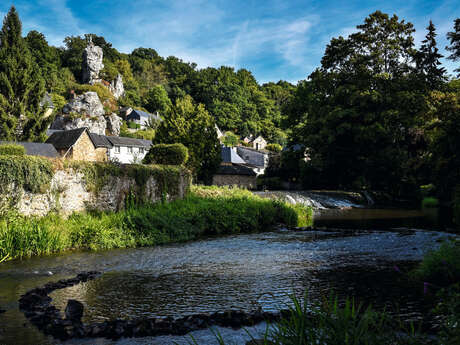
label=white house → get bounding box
[103,136,152,163]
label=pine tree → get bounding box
[446,18,460,76]
[417,20,446,89]
[0,6,52,142]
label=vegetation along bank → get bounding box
[0,185,312,262]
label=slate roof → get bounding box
[46,128,87,149]
[106,136,152,148]
[0,141,58,158]
[216,164,256,176]
[88,133,113,148]
[127,109,162,123]
[221,146,246,164]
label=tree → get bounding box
[222,131,239,147]
[289,11,425,193]
[0,7,52,141]
[154,95,221,182]
[446,18,460,76]
[417,20,446,89]
[143,85,172,115]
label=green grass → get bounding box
[0,186,312,261]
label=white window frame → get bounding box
[115,146,120,154]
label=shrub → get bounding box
[266,143,283,152]
[422,197,439,209]
[413,239,460,286]
[0,144,25,156]
[0,156,53,193]
[143,143,189,165]
[127,121,141,129]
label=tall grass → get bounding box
[0,186,312,261]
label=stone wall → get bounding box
[9,167,190,217]
[212,174,256,190]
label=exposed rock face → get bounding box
[109,74,125,99]
[81,39,104,84]
[105,113,122,136]
[62,92,105,117]
[51,115,107,135]
[51,92,107,135]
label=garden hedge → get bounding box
[143,143,189,165]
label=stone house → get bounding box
[212,147,257,189]
[46,128,109,161]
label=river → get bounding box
[0,201,455,345]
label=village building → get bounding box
[0,141,58,158]
[125,109,162,129]
[236,146,270,175]
[46,128,109,161]
[212,146,257,189]
[40,93,55,118]
[45,128,152,163]
[104,136,152,164]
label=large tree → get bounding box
[290,11,426,193]
[446,18,460,76]
[417,20,446,89]
[154,95,221,183]
[0,7,52,141]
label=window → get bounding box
[128,147,133,154]
[115,146,120,153]
[139,147,144,154]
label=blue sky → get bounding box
[1,0,459,83]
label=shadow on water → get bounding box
[0,207,457,345]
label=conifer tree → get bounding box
[417,20,446,89]
[446,18,460,76]
[0,6,52,142]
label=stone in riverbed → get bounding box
[65,299,84,322]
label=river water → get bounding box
[0,207,455,345]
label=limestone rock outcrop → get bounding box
[105,113,122,136]
[51,115,107,135]
[109,74,125,99]
[62,92,105,117]
[81,39,104,85]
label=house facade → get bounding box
[46,128,152,163]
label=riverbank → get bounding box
[0,186,312,261]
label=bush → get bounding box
[127,121,141,129]
[413,240,460,286]
[422,197,439,209]
[266,143,282,152]
[143,143,189,165]
[0,156,53,193]
[0,144,25,156]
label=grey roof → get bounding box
[106,136,152,148]
[221,146,246,164]
[216,164,256,176]
[127,109,162,123]
[0,141,58,158]
[88,133,113,148]
[46,128,87,149]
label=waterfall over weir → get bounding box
[254,190,374,210]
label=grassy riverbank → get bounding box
[0,186,312,261]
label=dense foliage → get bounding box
[0,7,53,142]
[0,155,53,193]
[143,143,189,166]
[0,186,311,260]
[0,144,25,156]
